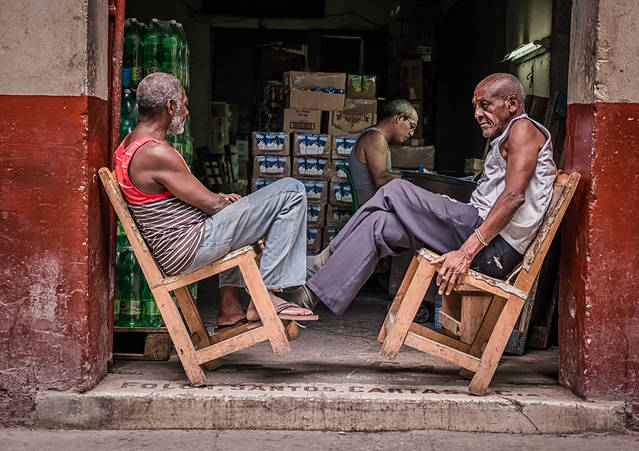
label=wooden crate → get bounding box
[113,327,171,361]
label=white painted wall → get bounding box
[0,0,108,100]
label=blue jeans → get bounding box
[185,177,307,290]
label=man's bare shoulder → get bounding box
[508,118,547,148]
[135,140,183,170]
[357,129,386,148]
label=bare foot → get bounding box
[246,292,315,322]
[217,286,246,326]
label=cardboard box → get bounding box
[283,108,322,133]
[344,98,378,114]
[292,156,330,179]
[292,133,331,158]
[331,135,358,159]
[307,202,326,227]
[322,226,342,249]
[400,59,423,101]
[285,71,346,111]
[328,111,376,137]
[326,205,354,227]
[252,155,291,178]
[329,159,350,182]
[347,74,377,99]
[329,181,355,206]
[251,176,281,193]
[390,144,435,170]
[252,131,290,156]
[300,179,328,204]
[307,226,322,253]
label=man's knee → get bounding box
[278,177,305,194]
[380,178,413,198]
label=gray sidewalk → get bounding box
[35,283,629,433]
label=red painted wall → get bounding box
[560,102,639,400]
[0,95,110,424]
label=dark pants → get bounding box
[307,179,522,315]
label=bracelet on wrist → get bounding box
[474,228,489,247]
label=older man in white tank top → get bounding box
[285,73,557,316]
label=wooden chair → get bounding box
[99,167,299,387]
[377,171,580,395]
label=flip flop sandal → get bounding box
[214,318,248,333]
[274,301,319,321]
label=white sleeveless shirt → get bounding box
[469,113,556,254]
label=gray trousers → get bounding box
[186,177,307,290]
[307,179,522,315]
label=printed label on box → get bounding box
[294,133,331,157]
[330,181,354,205]
[293,157,330,179]
[307,203,325,226]
[332,136,357,159]
[301,180,328,203]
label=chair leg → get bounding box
[467,295,525,395]
[151,288,207,386]
[377,253,420,343]
[459,295,506,379]
[380,259,435,360]
[173,285,212,349]
[238,254,291,356]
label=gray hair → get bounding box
[137,72,183,116]
[479,73,525,105]
[381,99,416,120]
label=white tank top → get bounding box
[469,113,556,254]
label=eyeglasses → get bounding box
[405,118,417,131]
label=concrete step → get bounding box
[35,373,626,433]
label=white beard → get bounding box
[167,107,185,135]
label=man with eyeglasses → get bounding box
[348,99,419,206]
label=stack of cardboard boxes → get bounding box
[251,71,377,254]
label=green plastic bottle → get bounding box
[161,20,180,78]
[176,22,189,92]
[119,88,137,142]
[137,266,164,327]
[181,117,193,167]
[123,18,143,88]
[115,249,140,327]
[116,219,131,250]
[142,18,161,76]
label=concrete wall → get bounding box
[0,0,108,100]
[0,0,110,425]
[561,0,639,402]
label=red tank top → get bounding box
[113,136,186,204]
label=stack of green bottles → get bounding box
[114,221,198,328]
[122,17,194,167]
[124,17,190,93]
[114,221,164,328]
